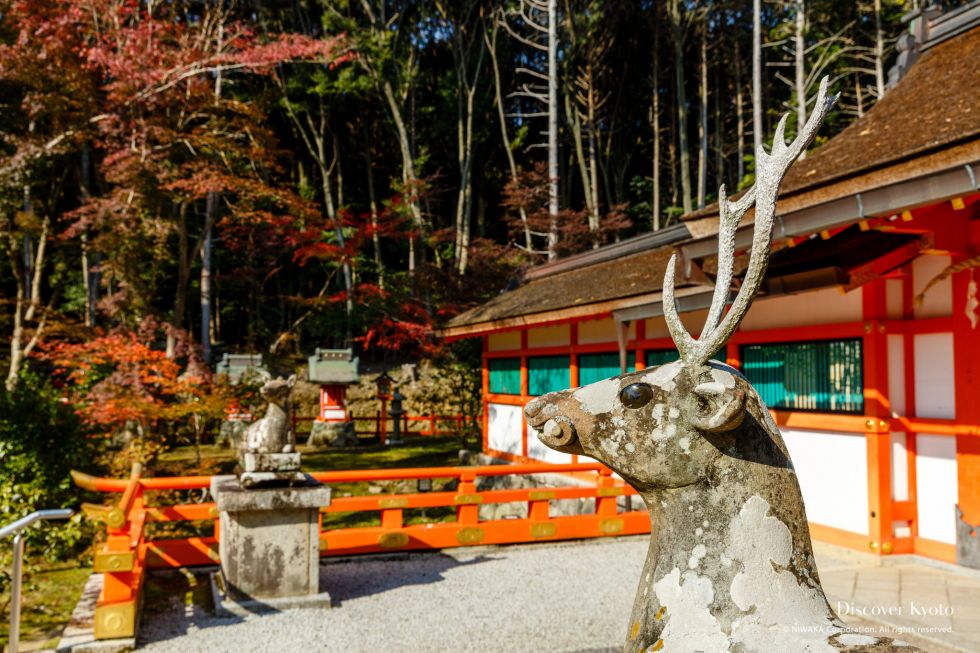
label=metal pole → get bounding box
[1,508,73,653]
[9,532,23,653]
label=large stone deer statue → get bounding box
[526,79,917,653]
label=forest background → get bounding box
[0,0,961,564]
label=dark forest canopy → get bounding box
[0,0,962,376]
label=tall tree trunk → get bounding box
[547,0,559,260]
[652,45,661,231]
[567,94,595,231]
[200,192,215,364]
[735,42,745,184]
[753,0,763,156]
[452,22,484,276]
[795,0,807,160]
[80,147,96,327]
[587,61,600,245]
[668,0,692,215]
[380,78,425,272]
[5,210,48,390]
[166,203,190,360]
[364,146,385,290]
[855,74,865,117]
[873,0,886,98]
[485,13,532,251]
[697,23,708,208]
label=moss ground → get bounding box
[0,561,90,651]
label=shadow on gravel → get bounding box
[321,552,499,604]
[139,570,244,647]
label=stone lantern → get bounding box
[306,349,360,448]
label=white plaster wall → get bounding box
[739,287,863,331]
[912,255,953,319]
[645,316,670,339]
[526,427,573,464]
[578,318,635,344]
[487,403,523,456]
[891,432,909,502]
[527,324,570,348]
[887,334,906,417]
[913,332,955,419]
[915,434,958,544]
[885,279,904,320]
[782,429,869,535]
[488,330,521,351]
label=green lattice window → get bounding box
[578,353,621,385]
[528,355,571,396]
[741,339,863,413]
[645,349,679,368]
[488,357,521,395]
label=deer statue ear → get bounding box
[687,382,746,432]
[287,374,297,388]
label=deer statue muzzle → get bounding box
[526,78,918,653]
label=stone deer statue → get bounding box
[526,78,917,653]
[245,375,297,454]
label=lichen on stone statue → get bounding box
[239,375,306,488]
[526,78,920,653]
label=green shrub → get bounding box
[0,372,94,591]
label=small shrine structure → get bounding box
[307,348,360,447]
[216,353,272,448]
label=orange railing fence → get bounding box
[72,462,648,640]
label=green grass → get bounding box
[154,436,466,476]
[0,561,90,650]
[152,436,471,530]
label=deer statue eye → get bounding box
[619,383,654,409]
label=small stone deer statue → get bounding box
[245,375,297,454]
[526,79,917,653]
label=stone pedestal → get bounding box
[211,475,331,605]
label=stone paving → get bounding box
[125,537,980,653]
[814,543,980,653]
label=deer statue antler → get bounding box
[664,76,838,368]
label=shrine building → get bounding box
[440,7,980,565]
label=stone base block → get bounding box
[241,451,301,472]
[307,420,358,448]
[212,476,331,600]
[209,572,331,617]
[239,470,308,488]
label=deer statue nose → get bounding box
[537,416,577,448]
[524,397,546,420]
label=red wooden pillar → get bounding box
[862,279,894,555]
[520,329,529,460]
[953,222,980,530]
[482,335,490,452]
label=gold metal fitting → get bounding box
[93,550,135,573]
[378,532,409,549]
[455,527,484,545]
[94,602,136,639]
[596,487,624,497]
[599,518,624,535]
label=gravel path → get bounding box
[139,537,649,653]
